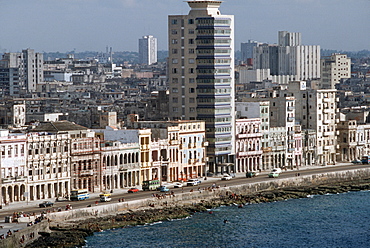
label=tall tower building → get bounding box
[139,35,157,65]
[0,48,43,94]
[320,53,351,89]
[168,1,235,173]
[253,31,320,81]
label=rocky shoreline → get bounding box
[25,178,370,248]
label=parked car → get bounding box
[39,201,54,208]
[268,172,279,178]
[127,188,139,193]
[187,179,201,186]
[157,186,170,192]
[351,159,362,164]
[246,171,259,178]
[173,182,183,188]
[221,174,232,180]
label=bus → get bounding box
[142,180,160,191]
[362,155,370,164]
[70,189,89,201]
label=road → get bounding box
[0,163,366,221]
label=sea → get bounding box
[83,190,370,248]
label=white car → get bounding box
[187,179,201,186]
[221,174,232,180]
[173,182,183,188]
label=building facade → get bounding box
[139,35,157,65]
[168,0,235,171]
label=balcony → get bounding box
[323,131,334,137]
[237,133,262,138]
[2,177,14,184]
[237,150,263,156]
[262,147,272,153]
[287,117,295,122]
[170,140,179,145]
[287,106,294,111]
[80,170,94,176]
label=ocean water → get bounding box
[84,190,370,248]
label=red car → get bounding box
[127,188,139,193]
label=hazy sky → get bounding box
[0,0,369,53]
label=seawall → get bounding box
[47,167,370,222]
[3,167,370,247]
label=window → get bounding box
[172,88,178,93]
[172,49,178,54]
[189,68,194,73]
[171,19,178,25]
[171,29,178,35]
[189,88,195,93]
[188,29,194,34]
[189,78,195,83]
[188,58,195,64]
[189,98,195,103]
[189,39,194,44]
[172,78,178,84]
[172,39,178,44]
[173,107,179,112]
[172,98,178,103]
[172,68,178,73]
[188,19,194,24]
[172,59,178,64]
[189,49,195,54]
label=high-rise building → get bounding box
[168,0,235,173]
[139,35,157,65]
[321,53,351,89]
[0,48,43,94]
[241,40,260,65]
[253,31,320,81]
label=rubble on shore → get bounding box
[25,178,370,248]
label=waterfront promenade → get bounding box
[0,162,365,246]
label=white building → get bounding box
[139,35,157,65]
[0,130,27,205]
[321,53,351,89]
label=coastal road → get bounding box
[1,163,367,221]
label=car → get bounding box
[268,173,279,178]
[187,179,201,186]
[351,160,362,164]
[157,186,170,192]
[127,188,139,193]
[246,171,259,178]
[173,182,183,188]
[221,174,232,180]
[39,201,54,208]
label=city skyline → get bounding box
[0,0,369,53]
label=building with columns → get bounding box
[0,130,27,205]
[235,118,262,173]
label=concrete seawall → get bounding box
[4,167,370,247]
[48,167,370,223]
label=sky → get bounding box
[0,0,369,53]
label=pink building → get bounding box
[235,118,263,173]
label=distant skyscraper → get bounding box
[168,0,235,173]
[253,31,320,81]
[241,40,260,65]
[0,48,43,94]
[139,35,157,65]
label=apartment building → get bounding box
[321,53,351,89]
[168,0,235,170]
[139,35,157,65]
[235,118,262,173]
[0,130,27,205]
